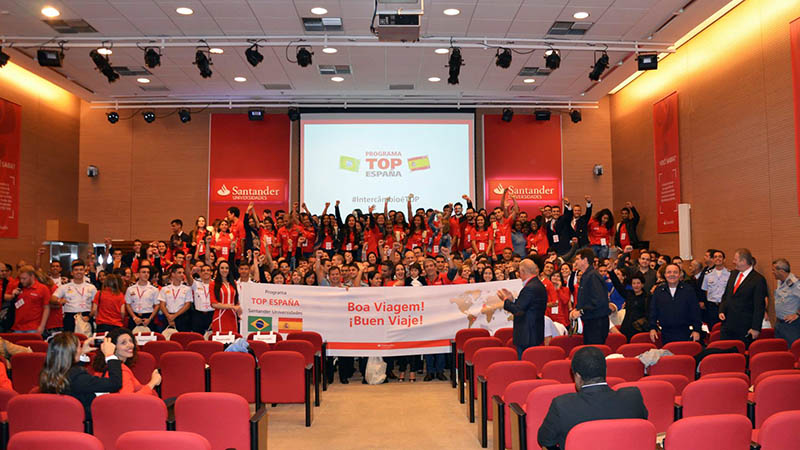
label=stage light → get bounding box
[535,110,551,121]
[245,44,263,67]
[637,53,658,71]
[248,109,264,121]
[178,109,191,123]
[96,47,112,56]
[106,112,119,124]
[545,50,561,70]
[194,50,213,78]
[296,47,313,67]
[447,47,462,85]
[501,108,513,122]
[90,49,119,83]
[37,49,63,67]
[570,110,582,123]
[142,111,156,123]
[288,108,300,121]
[144,48,161,68]
[589,52,609,81]
[0,47,9,68]
[495,48,512,69]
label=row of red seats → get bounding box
[8,430,215,450]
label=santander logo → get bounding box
[489,179,560,201]
[217,184,231,196]
[493,184,505,195]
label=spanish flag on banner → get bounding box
[407,155,431,171]
[339,155,360,172]
[278,317,303,331]
[248,316,273,332]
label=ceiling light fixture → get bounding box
[535,110,551,121]
[106,112,119,124]
[443,8,460,16]
[434,48,450,55]
[248,109,264,121]
[428,76,441,82]
[176,7,193,15]
[296,47,313,67]
[523,78,535,84]
[89,49,119,83]
[144,47,161,68]
[322,47,338,54]
[136,78,150,83]
[573,11,590,20]
[41,6,60,17]
[178,109,191,123]
[0,47,9,68]
[637,53,658,71]
[311,7,328,15]
[36,48,64,67]
[209,48,223,54]
[331,76,344,82]
[447,47,463,85]
[589,51,609,81]
[545,49,561,70]
[234,76,247,82]
[570,110,582,123]
[495,48,512,69]
[194,48,213,78]
[96,47,112,56]
[501,109,513,122]
[288,108,300,121]
[142,111,156,123]
[245,43,263,66]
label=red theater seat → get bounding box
[748,352,796,384]
[7,394,84,437]
[494,379,557,449]
[664,414,751,450]
[698,353,746,377]
[566,418,656,450]
[175,392,266,450]
[141,341,182,366]
[606,357,644,381]
[568,344,612,359]
[168,331,204,349]
[615,380,674,433]
[91,394,167,449]
[752,374,800,429]
[209,352,257,403]
[258,351,313,426]
[662,341,702,357]
[478,361,537,447]
[681,378,748,418]
[493,327,514,344]
[130,351,157,385]
[541,360,573,384]
[159,351,206,399]
[649,355,695,381]
[469,347,516,424]
[116,431,211,450]
[186,340,224,364]
[549,335,583,355]
[605,333,627,353]
[707,339,745,354]
[616,343,656,358]
[753,410,800,450]
[10,353,45,395]
[521,346,565,377]
[8,431,102,450]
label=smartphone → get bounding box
[93,337,104,347]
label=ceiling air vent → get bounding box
[263,83,293,90]
[547,20,593,35]
[112,66,152,76]
[518,67,552,77]
[318,65,351,75]
[43,18,97,33]
[138,86,169,92]
[509,85,537,91]
[302,17,343,32]
[389,84,414,90]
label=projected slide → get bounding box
[301,114,474,213]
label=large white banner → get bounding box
[240,280,523,356]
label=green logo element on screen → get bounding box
[248,316,272,332]
[339,156,360,172]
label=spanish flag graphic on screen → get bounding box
[248,316,273,332]
[278,317,303,331]
[407,155,431,171]
[339,156,360,172]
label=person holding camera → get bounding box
[91,327,161,396]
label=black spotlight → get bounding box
[245,44,263,67]
[194,50,213,78]
[90,49,119,83]
[248,108,264,121]
[287,108,300,122]
[637,53,658,71]
[178,109,191,123]
[495,48,512,69]
[37,49,64,67]
[144,48,161,69]
[447,48,463,85]
[535,110,551,121]
[570,109,582,123]
[296,47,313,67]
[0,47,9,68]
[106,112,119,124]
[142,111,156,123]
[545,50,561,70]
[501,108,513,122]
[589,52,609,81]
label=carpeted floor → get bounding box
[265,375,491,450]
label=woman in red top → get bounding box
[92,275,126,333]
[526,220,549,256]
[471,215,493,256]
[258,216,280,259]
[213,219,235,262]
[92,328,161,396]
[547,272,571,327]
[405,215,427,251]
[190,216,208,259]
[210,260,239,333]
[587,208,614,259]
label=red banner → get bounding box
[209,114,291,221]
[653,92,681,233]
[791,18,800,215]
[483,115,562,212]
[0,99,20,238]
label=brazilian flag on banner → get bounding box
[248,316,273,332]
[339,155,360,172]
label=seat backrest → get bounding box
[757,410,800,450]
[753,369,800,388]
[549,335,583,355]
[7,394,84,436]
[664,414,751,450]
[247,340,271,360]
[790,339,800,361]
[758,328,775,340]
[159,351,206,400]
[463,337,503,363]
[168,332,204,349]
[8,431,103,450]
[541,360,573,383]
[649,355,695,380]
[749,352,796,384]
[130,351,157,385]
[616,343,657,358]
[525,384,576,450]
[711,322,722,332]
[16,340,48,353]
[681,378,749,418]
[642,374,689,396]
[10,352,46,394]
[502,379,557,449]
[568,344,612,359]
[662,341,702,357]
[493,327,514,344]
[186,340,225,363]
[473,347,517,379]
[141,341,183,365]
[209,352,256,403]
[0,333,42,344]
[175,392,250,450]
[116,431,211,450]
[708,330,721,342]
[701,371,750,385]
[455,328,490,351]
[748,338,788,357]
[605,333,628,353]
[0,388,18,411]
[91,393,167,449]
[707,339,745,354]
[630,332,660,347]
[699,353,746,377]
[565,418,656,450]
[753,374,800,428]
[522,346,566,373]
[274,340,315,367]
[259,351,306,404]
[287,331,323,354]
[606,357,644,381]
[485,361,537,421]
[605,377,627,388]
[615,381,674,433]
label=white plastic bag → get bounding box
[364,356,387,385]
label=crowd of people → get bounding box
[1,188,797,385]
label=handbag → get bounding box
[74,313,92,336]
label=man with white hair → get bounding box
[497,257,548,359]
[772,258,800,346]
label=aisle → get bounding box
[266,376,489,450]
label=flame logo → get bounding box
[217,184,231,196]
[493,184,505,195]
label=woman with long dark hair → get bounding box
[190,216,208,260]
[92,274,126,333]
[210,260,239,333]
[588,208,614,259]
[91,327,161,396]
[471,214,493,256]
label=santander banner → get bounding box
[487,179,560,203]
[0,99,20,239]
[653,92,680,233]
[210,178,286,204]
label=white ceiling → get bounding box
[0,0,733,104]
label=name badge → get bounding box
[433,245,439,253]
[500,236,506,244]
[620,233,626,240]
[551,306,558,314]
[346,243,353,251]
[265,237,272,245]
[14,299,24,309]
[552,235,560,243]
[479,243,486,251]
[325,242,332,250]
[600,238,607,246]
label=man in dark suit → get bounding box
[538,347,648,450]
[497,257,547,359]
[649,264,703,344]
[719,248,768,343]
[570,249,611,345]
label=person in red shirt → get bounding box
[298,204,317,259]
[210,260,240,334]
[92,274,126,333]
[335,200,361,257]
[189,216,208,260]
[588,208,614,259]
[36,271,62,334]
[526,220,550,256]
[9,266,51,334]
[471,215,493,256]
[227,206,246,259]
[213,219,235,263]
[546,271,571,327]
[92,327,161,396]
[492,188,518,260]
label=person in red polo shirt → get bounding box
[227,206,246,260]
[492,188,518,261]
[9,266,51,334]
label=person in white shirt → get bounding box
[235,260,255,293]
[701,250,730,329]
[124,265,159,330]
[157,265,193,331]
[191,263,215,334]
[49,260,63,287]
[52,259,97,333]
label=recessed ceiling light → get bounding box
[209,48,224,54]
[97,48,112,56]
[136,78,150,84]
[573,11,590,20]
[428,76,441,82]
[331,76,344,82]
[311,7,328,15]
[234,76,247,82]
[176,7,194,15]
[41,6,60,18]
[523,78,535,83]
[322,47,338,54]
[443,8,460,16]
[434,48,449,55]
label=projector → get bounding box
[376,0,423,42]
